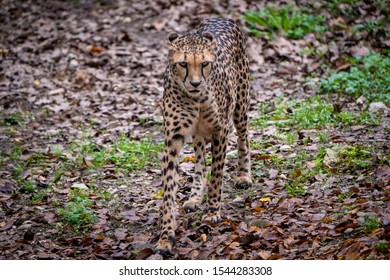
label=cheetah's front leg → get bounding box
[155,135,184,254]
[203,133,228,223]
[183,135,206,212]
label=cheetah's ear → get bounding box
[202,31,215,46]
[167,32,179,46]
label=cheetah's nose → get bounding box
[190,81,201,88]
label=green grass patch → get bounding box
[57,189,98,232]
[287,97,335,128]
[3,134,163,198]
[6,145,45,195]
[361,215,380,232]
[9,149,50,193]
[317,131,329,143]
[285,181,306,196]
[9,145,23,162]
[282,151,324,196]
[276,132,297,145]
[20,180,37,194]
[243,4,327,39]
[70,135,163,173]
[339,146,373,169]
[250,141,265,150]
[0,112,26,126]
[52,162,70,184]
[2,147,50,205]
[375,241,389,251]
[284,168,308,196]
[251,102,272,128]
[254,143,379,196]
[315,144,376,171]
[319,52,390,105]
[251,96,380,129]
[352,18,390,38]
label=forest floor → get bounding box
[0,0,389,260]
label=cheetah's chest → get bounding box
[193,110,219,139]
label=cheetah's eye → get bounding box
[202,61,210,67]
[178,62,187,67]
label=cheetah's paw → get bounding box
[202,212,221,224]
[155,237,175,255]
[183,200,199,213]
[235,175,252,189]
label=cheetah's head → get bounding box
[166,31,215,98]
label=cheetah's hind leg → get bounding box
[233,105,252,189]
[234,135,252,189]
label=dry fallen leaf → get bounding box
[258,250,272,260]
[182,157,196,163]
[374,165,390,187]
[269,169,278,179]
[259,197,271,202]
[343,242,362,260]
[136,248,154,260]
[0,219,14,231]
[90,45,104,54]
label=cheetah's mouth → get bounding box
[189,90,200,93]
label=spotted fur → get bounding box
[156,18,252,254]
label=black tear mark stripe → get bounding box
[183,66,188,84]
[183,53,188,84]
[201,52,206,80]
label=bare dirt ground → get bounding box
[0,0,389,259]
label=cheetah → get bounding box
[156,18,252,254]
